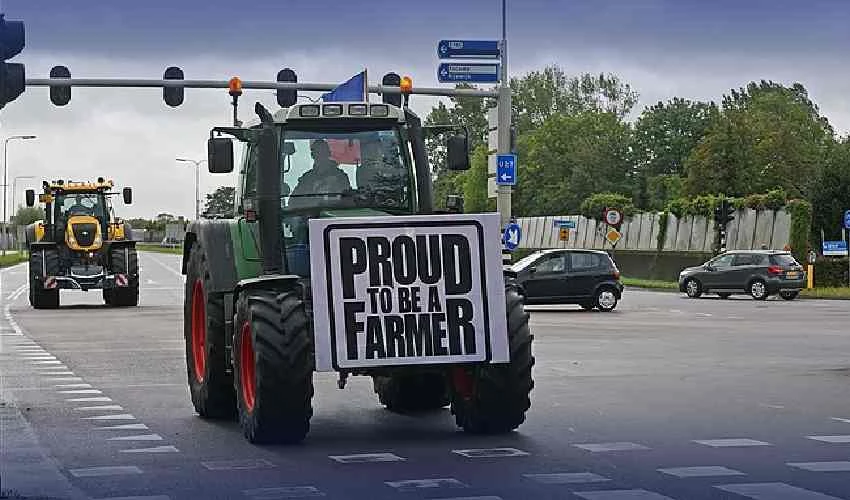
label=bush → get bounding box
[787,199,812,263]
[580,192,635,219]
[814,258,849,288]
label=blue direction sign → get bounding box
[437,40,500,59]
[844,209,850,229]
[496,154,516,185]
[823,240,848,256]
[503,223,522,251]
[438,63,500,83]
[554,219,576,229]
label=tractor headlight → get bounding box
[94,234,102,245]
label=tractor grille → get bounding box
[72,223,98,247]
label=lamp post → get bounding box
[3,135,37,254]
[176,158,206,220]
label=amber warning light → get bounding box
[400,76,413,94]
[228,77,243,97]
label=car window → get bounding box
[710,254,735,267]
[732,254,762,266]
[570,252,601,270]
[536,254,566,274]
[770,253,799,266]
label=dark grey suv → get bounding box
[678,250,805,300]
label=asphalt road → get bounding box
[1,252,850,500]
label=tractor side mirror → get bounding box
[445,194,464,213]
[446,134,470,171]
[208,137,234,173]
[25,189,35,207]
[122,187,133,204]
[282,142,296,156]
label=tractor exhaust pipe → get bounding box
[255,125,284,275]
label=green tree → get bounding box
[204,186,235,216]
[684,81,833,199]
[810,138,850,239]
[461,145,492,213]
[13,205,43,226]
[516,111,633,216]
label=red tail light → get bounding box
[767,265,783,275]
[613,269,621,280]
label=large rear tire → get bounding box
[184,243,235,419]
[29,248,60,309]
[233,289,314,444]
[373,373,449,413]
[107,246,139,307]
[450,285,534,434]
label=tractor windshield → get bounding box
[278,127,413,213]
[57,193,107,219]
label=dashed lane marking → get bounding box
[202,459,276,471]
[94,423,149,431]
[108,434,163,442]
[574,490,675,500]
[452,448,530,458]
[715,482,844,499]
[574,442,650,452]
[41,371,76,376]
[523,472,611,484]
[807,435,850,443]
[46,377,83,382]
[385,478,467,491]
[55,383,92,388]
[75,405,124,411]
[31,360,63,365]
[243,486,325,498]
[421,497,502,500]
[658,466,745,477]
[69,465,143,477]
[94,496,171,500]
[831,417,850,424]
[82,414,137,421]
[120,445,179,454]
[328,453,406,463]
[67,397,112,402]
[59,389,103,394]
[787,461,850,472]
[693,438,771,447]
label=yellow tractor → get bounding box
[25,178,139,308]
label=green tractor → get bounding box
[181,78,534,444]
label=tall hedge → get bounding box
[787,199,812,263]
[580,192,635,219]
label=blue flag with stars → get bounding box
[322,70,367,102]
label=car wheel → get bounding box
[595,287,618,312]
[717,293,731,299]
[780,290,799,301]
[684,278,702,298]
[748,280,768,301]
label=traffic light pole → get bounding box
[496,0,512,228]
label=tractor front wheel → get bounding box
[233,289,314,444]
[107,246,139,307]
[29,248,60,309]
[373,373,449,413]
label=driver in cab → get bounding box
[289,139,351,209]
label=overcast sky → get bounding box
[2,0,849,219]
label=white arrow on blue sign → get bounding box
[496,154,516,185]
[844,209,850,229]
[437,40,500,59]
[503,223,521,251]
[438,63,500,83]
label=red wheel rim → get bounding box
[451,367,474,400]
[191,280,206,383]
[239,321,256,412]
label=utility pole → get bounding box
[2,134,37,255]
[176,158,205,220]
[496,0,512,228]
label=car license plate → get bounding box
[786,271,800,279]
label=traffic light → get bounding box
[714,198,736,253]
[276,68,297,107]
[381,72,401,107]
[49,65,71,106]
[0,14,25,109]
[163,66,184,107]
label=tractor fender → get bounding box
[183,219,239,294]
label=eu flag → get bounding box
[321,70,367,102]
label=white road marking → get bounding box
[55,383,92,388]
[82,414,136,420]
[120,445,179,453]
[422,497,502,500]
[523,472,610,484]
[75,405,124,411]
[93,496,171,500]
[40,371,75,376]
[452,448,529,458]
[108,434,163,442]
[807,435,850,443]
[144,254,184,280]
[46,377,83,382]
[693,438,771,447]
[787,461,850,472]
[19,354,55,359]
[94,423,148,430]
[202,459,276,470]
[59,389,102,394]
[831,417,850,424]
[658,466,745,477]
[574,442,650,452]
[385,478,467,490]
[575,490,675,500]
[69,465,143,477]
[243,486,325,499]
[67,397,112,402]
[716,482,843,499]
[328,453,405,463]
[31,360,63,365]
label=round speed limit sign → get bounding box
[604,208,623,226]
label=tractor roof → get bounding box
[46,179,114,193]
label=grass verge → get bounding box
[137,243,182,255]
[0,252,27,268]
[800,287,850,300]
[622,277,679,290]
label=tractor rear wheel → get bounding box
[29,248,60,309]
[107,246,139,307]
[233,289,314,444]
[450,284,534,434]
[184,243,235,419]
[373,373,449,413]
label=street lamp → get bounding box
[3,135,37,254]
[176,158,206,220]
